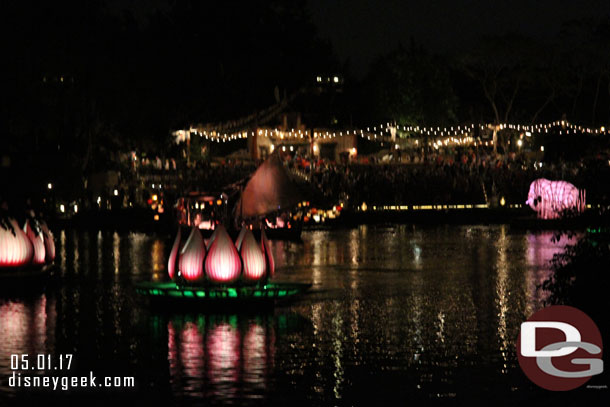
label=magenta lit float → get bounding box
[526,178,586,219]
[168,223,277,285]
[136,225,310,303]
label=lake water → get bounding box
[0,225,601,405]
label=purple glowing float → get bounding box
[526,178,586,219]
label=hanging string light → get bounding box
[172,119,608,145]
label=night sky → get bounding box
[308,0,610,77]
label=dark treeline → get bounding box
[1,1,609,189]
[0,0,336,199]
[351,18,610,128]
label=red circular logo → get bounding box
[517,305,603,391]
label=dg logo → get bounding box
[517,305,604,391]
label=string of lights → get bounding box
[172,120,608,144]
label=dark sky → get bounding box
[308,0,610,77]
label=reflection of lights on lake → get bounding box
[0,295,50,367]
[113,231,120,274]
[412,244,422,264]
[494,226,509,372]
[525,232,579,312]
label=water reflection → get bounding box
[0,226,578,404]
[0,295,56,398]
[166,313,302,403]
[525,231,578,313]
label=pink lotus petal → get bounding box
[178,227,205,282]
[167,228,182,279]
[25,220,45,265]
[205,225,241,283]
[235,227,247,251]
[261,228,275,277]
[40,221,55,263]
[240,230,266,281]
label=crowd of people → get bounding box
[302,148,610,207]
[116,145,609,210]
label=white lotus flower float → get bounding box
[169,224,274,285]
[1,216,56,270]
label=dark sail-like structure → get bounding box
[235,153,302,220]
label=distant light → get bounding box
[270,144,275,153]
[60,204,65,213]
[152,183,155,188]
[282,146,286,151]
[500,197,506,206]
[290,146,294,152]
[73,204,78,213]
[216,199,222,206]
[113,189,119,196]
[525,131,532,137]
[395,144,399,149]
[154,214,159,221]
[316,76,322,82]
[351,147,357,155]
[517,139,523,147]
[361,202,368,211]
[152,194,158,202]
[333,76,339,83]
[540,146,545,152]
[602,126,605,132]
[313,144,318,152]
[97,196,101,205]
[47,183,53,190]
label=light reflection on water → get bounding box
[0,226,578,404]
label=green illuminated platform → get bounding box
[134,281,312,306]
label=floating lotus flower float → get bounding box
[135,224,310,306]
[0,214,56,277]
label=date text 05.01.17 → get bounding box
[10,354,73,371]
